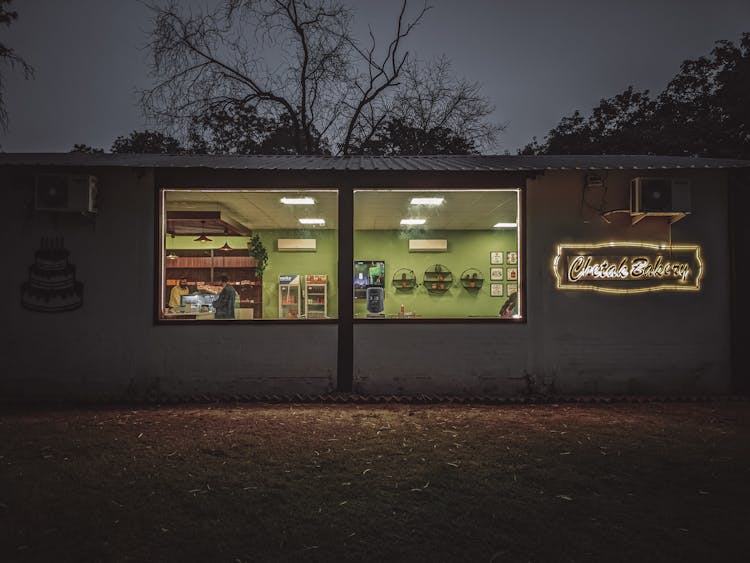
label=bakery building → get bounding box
[2,153,749,402]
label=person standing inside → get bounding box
[499,290,518,318]
[213,275,238,319]
[169,276,190,309]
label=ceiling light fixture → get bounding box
[219,227,232,251]
[281,197,315,205]
[410,197,444,206]
[193,220,213,243]
[166,232,178,260]
[299,218,325,225]
[400,218,426,225]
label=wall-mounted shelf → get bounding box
[392,268,417,290]
[460,268,484,291]
[423,264,453,294]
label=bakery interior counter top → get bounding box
[162,310,215,321]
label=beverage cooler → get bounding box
[279,274,301,319]
[304,274,328,319]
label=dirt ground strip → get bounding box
[1,401,749,563]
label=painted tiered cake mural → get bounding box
[21,237,84,312]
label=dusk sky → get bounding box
[1,0,749,154]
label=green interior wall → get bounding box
[171,231,338,319]
[259,229,339,319]
[170,229,517,319]
[354,229,518,318]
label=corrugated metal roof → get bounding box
[1,153,749,171]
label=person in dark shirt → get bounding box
[213,275,238,319]
[499,291,518,318]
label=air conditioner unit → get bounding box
[34,174,98,213]
[408,239,448,252]
[277,238,317,251]
[629,177,690,223]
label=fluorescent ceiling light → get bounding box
[281,197,315,205]
[401,218,426,225]
[410,197,444,206]
[493,222,518,228]
[299,218,325,225]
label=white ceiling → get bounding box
[164,189,519,231]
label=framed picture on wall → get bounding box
[490,283,504,297]
[490,267,504,281]
[507,283,518,296]
[507,251,518,265]
[490,251,504,265]
[507,267,518,281]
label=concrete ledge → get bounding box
[1,393,748,409]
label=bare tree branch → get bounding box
[0,0,34,131]
[339,1,430,154]
[139,0,500,155]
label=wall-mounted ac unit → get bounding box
[35,174,98,213]
[629,177,691,224]
[408,239,448,252]
[277,238,317,251]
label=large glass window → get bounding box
[159,189,338,321]
[353,189,522,320]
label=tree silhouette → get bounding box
[70,144,104,154]
[111,130,184,154]
[187,104,330,155]
[140,0,499,155]
[0,0,33,132]
[521,33,750,160]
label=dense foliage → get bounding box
[110,130,184,154]
[521,33,750,159]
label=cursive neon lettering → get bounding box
[569,255,692,283]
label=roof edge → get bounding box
[1,152,749,172]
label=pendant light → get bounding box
[166,232,178,260]
[219,227,232,251]
[193,220,213,243]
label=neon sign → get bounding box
[553,242,703,294]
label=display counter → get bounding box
[162,307,253,320]
[162,310,215,321]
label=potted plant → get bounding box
[247,234,269,279]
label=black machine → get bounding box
[366,287,384,314]
[353,260,385,299]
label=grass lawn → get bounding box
[1,401,749,562]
